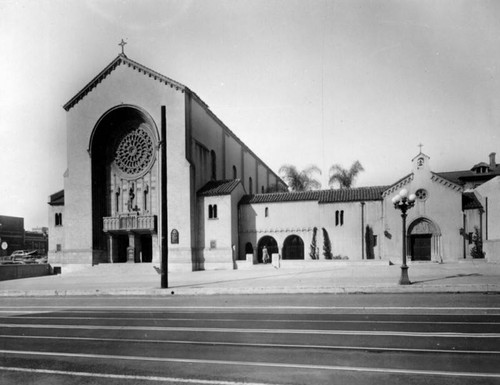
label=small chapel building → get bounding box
[48,53,500,271]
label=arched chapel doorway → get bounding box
[257,236,278,263]
[282,235,304,260]
[90,105,159,264]
[408,217,441,262]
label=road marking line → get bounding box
[0,323,499,338]
[1,334,498,355]
[6,315,500,325]
[0,366,276,385]
[1,350,499,378]
[1,305,500,311]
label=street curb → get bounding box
[1,284,499,297]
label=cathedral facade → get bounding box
[48,54,285,271]
[48,54,500,271]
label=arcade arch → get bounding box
[282,235,304,260]
[257,236,278,263]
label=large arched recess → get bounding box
[282,235,304,260]
[408,217,441,262]
[257,236,279,263]
[89,105,159,262]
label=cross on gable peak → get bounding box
[119,39,127,55]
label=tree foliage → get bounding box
[470,226,484,259]
[365,225,375,260]
[328,161,364,189]
[322,227,333,259]
[309,227,319,260]
[279,164,322,192]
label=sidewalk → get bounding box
[0,260,499,297]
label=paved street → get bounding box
[0,294,499,384]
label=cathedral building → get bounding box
[48,53,500,271]
[48,53,286,271]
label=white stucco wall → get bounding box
[476,176,500,240]
[63,63,189,265]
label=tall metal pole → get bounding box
[160,106,168,288]
[399,209,410,285]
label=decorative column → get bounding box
[391,189,416,285]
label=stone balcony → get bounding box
[103,214,157,233]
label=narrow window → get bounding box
[340,210,344,226]
[265,207,269,217]
[213,204,218,218]
[115,187,120,213]
[233,165,237,179]
[56,244,61,252]
[143,185,149,211]
[261,186,265,193]
[335,210,339,226]
[208,205,213,219]
[211,150,216,180]
[249,177,253,194]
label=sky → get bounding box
[0,0,499,229]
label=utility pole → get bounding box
[160,106,168,288]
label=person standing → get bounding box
[262,246,269,264]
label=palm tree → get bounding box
[328,161,364,189]
[279,164,322,192]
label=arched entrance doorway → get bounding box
[283,235,304,260]
[257,236,278,263]
[90,105,159,264]
[408,218,441,261]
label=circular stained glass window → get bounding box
[114,125,155,177]
[415,188,428,201]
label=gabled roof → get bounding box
[462,192,483,210]
[382,173,414,197]
[48,190,64,206]
[240,190,320,204]
[436,167,500,185]
[318,186,388,203]
[240,186,388,205]
[63,54,186,111]
[198,179,241,196]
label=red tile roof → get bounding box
[48,190,64,206]
[240,186,388,205]
[462,192,483,210]
[198,180,242,196]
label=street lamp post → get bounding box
[391,188,416,285]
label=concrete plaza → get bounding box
[0,259,499,296]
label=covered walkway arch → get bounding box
[282,235,304,260]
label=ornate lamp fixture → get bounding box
[391,189,416,285]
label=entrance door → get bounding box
[411,235,432,261]
[140,235,152,263]
[115,235,129,263]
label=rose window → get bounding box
[114,127,154,177]
[415,189,428,201]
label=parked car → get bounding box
[10,250,31,258]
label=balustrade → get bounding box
[103,214,157,233]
